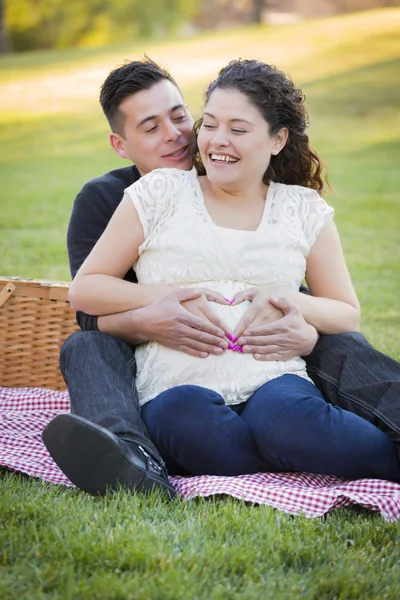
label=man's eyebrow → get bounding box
[203,111,254,126]
[137,104,187,128]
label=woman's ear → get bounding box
[271,127,289,155]
[109,132,129,159]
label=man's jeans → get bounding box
[60,330,400,467]
[59,331,163,463]
[141,376,400,482]
[305,332,400,445]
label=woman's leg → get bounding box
[240,374,400,482]
[141,385,266,476]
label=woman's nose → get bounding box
[210,129,229,146]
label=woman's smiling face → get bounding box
[197,88,283,190]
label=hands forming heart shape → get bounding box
[182,287,286,353]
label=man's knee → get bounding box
[60,330,133,364]
[306,331,370,367]
[316,331,368,353]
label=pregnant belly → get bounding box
[135,280,309,405]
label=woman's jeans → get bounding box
[141,374,400,482]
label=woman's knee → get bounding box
[141,385,223,436]
[244,376,323,442]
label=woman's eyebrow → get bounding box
[203,111,254,125]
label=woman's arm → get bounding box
[69,195,171,316]
[286,217,360,334]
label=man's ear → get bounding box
[109,132,129,159]
[271,127,289,155]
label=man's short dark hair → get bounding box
[99,57,179,136]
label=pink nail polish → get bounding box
[224,297,232,303]
[232,344,239,351]
[232,336,238,343]
[227,344,234,350]
[227,333,233,341]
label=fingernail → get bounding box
[232,344,239,351]
[227,333,233,341]
[238,347,243,353]
[228,344,234,350]
[229,299,235,305]
[232,336,238,343]
[224,297,232,303]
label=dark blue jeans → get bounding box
[306,332,400,445]
[141,376,400,482]
[59,330,400,472]
[59,330,163,463]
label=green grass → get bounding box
[1,473,400,600]
[1,8,400,598]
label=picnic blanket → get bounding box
[1,386,400,521]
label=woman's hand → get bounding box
[182,289,230,343]
[136,288,230,358]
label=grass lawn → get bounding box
[1,8,400,599]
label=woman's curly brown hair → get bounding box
[192,59,328,194]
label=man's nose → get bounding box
[164,121,181,142]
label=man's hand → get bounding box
[236,296,319,361]
[133,288,229,358]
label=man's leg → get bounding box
[141,385,267,476]
[305,332,400,444]
[240,374,400,482]
[42,331,176,498]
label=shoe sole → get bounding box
[42,414,177,499]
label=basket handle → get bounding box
[0,282,16,308]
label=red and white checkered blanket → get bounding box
[1,386,399,521]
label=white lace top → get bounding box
[125,168,333,406]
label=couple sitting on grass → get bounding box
[43,57,400,497]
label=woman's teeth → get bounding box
[210,154,239,163]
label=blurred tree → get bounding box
[0,0,7,53]
[2,0,198,53]
[252,0,265,22]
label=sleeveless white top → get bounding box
[124,168,333,406]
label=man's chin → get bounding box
[160,157,193,171]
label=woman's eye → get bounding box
[202,123,215,129]
[146,126,158,133]
[232,129,246,134]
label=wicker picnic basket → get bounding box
[0,277,79,390]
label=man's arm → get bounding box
[68,173,138,331]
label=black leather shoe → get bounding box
[42,414,177,499]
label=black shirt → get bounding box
[67,164,141,330]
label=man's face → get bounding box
[109,80,194,175]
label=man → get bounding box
[42,58,400,498]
